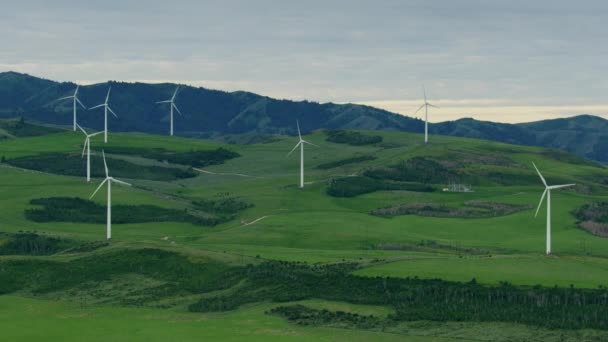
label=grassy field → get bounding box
[1,125,608,340]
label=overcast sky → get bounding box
[2,0,608,123]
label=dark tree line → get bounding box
[190,261,608,330]
[7,153,197,181]
[25,197,226,226]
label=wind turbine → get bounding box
[56,85,86,131]
[532,162,575,255]
[287,120,318,188]
[413,85,439,144]
[89,87,118,143]
[90,151,131,240]
[77,124,103,182]
[156,86,183,136]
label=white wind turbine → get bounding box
[156,86,183,136]
[413,85,439,144]
[532,162,576,255]
[89,87,118,143]
[90,151,131,240]
[77,124,103,182]
[57,85,86,131]
[287,120,318,188]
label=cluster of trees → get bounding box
[316,155,376,170]
[0,231,107,256]
[326,176,434,197]
[0,232,75,256]
[370,201,531,218]
[7,153,197,181]
[325,130,383,146]
[268,305,384,330]
[25,197,226,226]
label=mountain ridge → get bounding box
[0,71,606,162]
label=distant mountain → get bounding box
[433,116,608,162]
[0,71,423,137]
[0,71,606,162]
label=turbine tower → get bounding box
[287,120,318,188]
[414,85,439,144]
[90,151,131,240]
[77,124,103,182]
[57,85,86,131]
[533,162,575,255]
[89,87,118,143]
[156,86,183,136]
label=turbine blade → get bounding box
[535,189,548,218]
[89,131,104,137]
[413,104,425,115]
[171,86,179,101]
[111,177,132,186]
[76,97,87,109]
[90,178,108,199]
[74,85,79,95]
[108,107,118,118]
[105,87,111,103]
[156,100,171,104]
[423,84,427,102]
[81,138,88,157]
[102,150,109,177]
[303,140,319,148]
[89,104,105,110]
[549,184,576,190]
[296,120,302,140]
[428,103,439,108]
[532,162,548,187]
[287,142,302,156]
[57,96,74,101]
[77,124,87,135]
[172,103,183,115]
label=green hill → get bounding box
[1,125,608,341]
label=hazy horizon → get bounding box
[2,0,607,123]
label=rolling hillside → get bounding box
[1,123,608,340]
[0,71,606,162]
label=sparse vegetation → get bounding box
[316,155,376,169]
[326,176,434,197]
[371,201,532,218]
[364,157,456,184]
[325,130,383,145]
[0,117,63,137]
[103,146,240,167]
[574,202,608,237]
